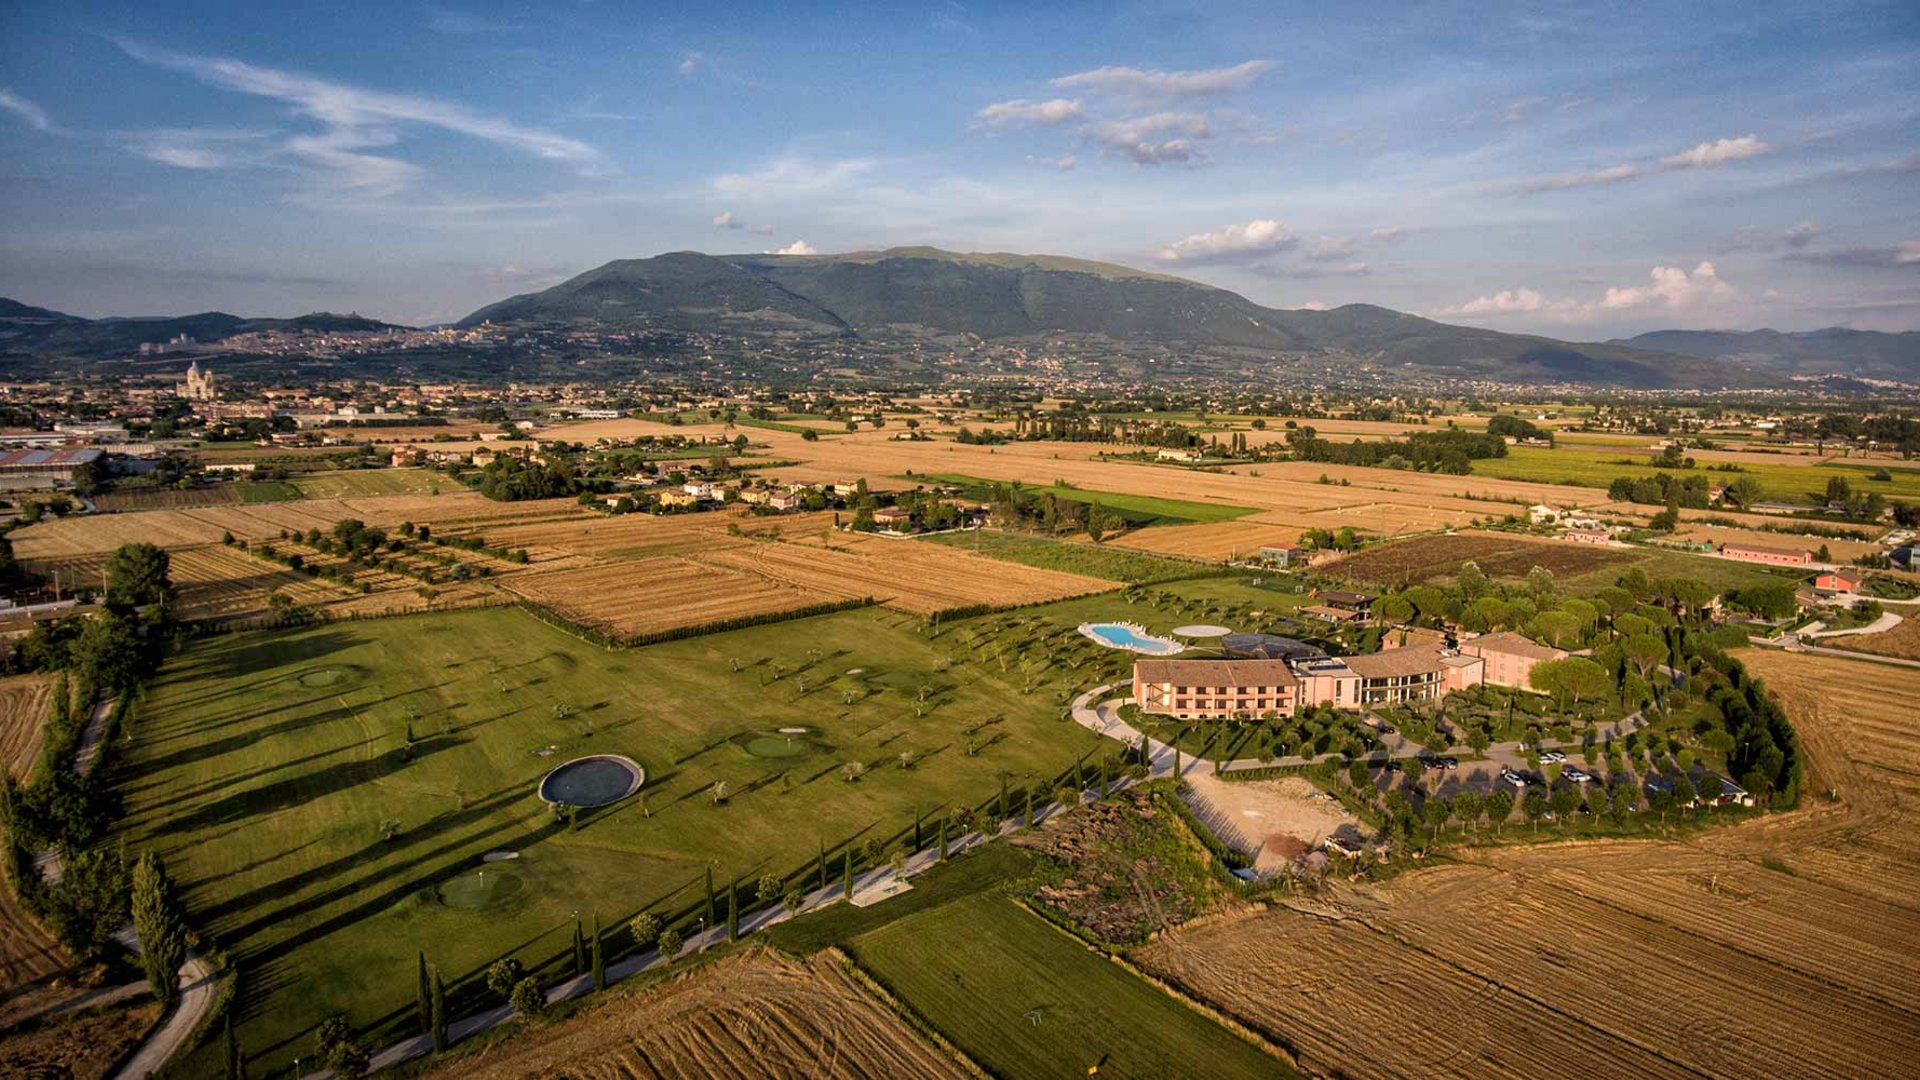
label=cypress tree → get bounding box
[816,840,827,890]
[1024,788,1034,827]
[572,918,586,977]
[913,814,922,852]
[726,876,739,941]
[416,952,431,1035]
[431,969,448,1052]
[999,775,1009,820]
[938,816,949,860]
[224,1012,243,1080]
[130,851,186,1006]
[1173,746,1181,777]
[842,849,854,899]
[705,865,716,924]
[591,914,605,990]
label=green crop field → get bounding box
[233,479,302,503]
[920,530,1219,583]
[915,473,1260,525]
[1471,444,1920,502]
[849,892,1291,1079]
[117,605,1109,1075]
[291,468,450,499]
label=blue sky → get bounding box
[1,0,1915,335]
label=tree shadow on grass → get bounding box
[157,735,465,841]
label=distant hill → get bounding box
[1613,327,1920,380]
[0,303,408,359]
[461,247,1756,388]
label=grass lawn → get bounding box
[233,480,302,503]
[849,891,1291,1079]
[118,605,1108,1076]
[1471,444,1920,502]
[920,530,1220,584]
[1557,547,1803,595]
[291,468,450,499]
[913,473,1260,525]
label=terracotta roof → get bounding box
[1342,645,1448,680]
[1133,658,1299,688]
[1460,631,1566,662]
[1721,540,1809,558]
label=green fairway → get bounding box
[233,479,302,503]
[920,530,1220,583]
[1471,444,1920,503]
[291,468,449,499]
[850,892,1291,1079]
[914,473,1260,525]
[119,605,1108,1075]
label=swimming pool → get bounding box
[1079,622,1185,656]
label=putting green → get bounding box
[745,734,811,758]
[437,867,528,910]
[298,667,353,688]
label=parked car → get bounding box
[1439,757,1460,770]
[1563,767,1592,784]
[1501,768,1528,786]
[1540,750,1568,764]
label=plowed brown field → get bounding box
[0,673,64,992]
[418,947,967,1080]
[1136,649,1920,1080]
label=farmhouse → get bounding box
[1563,528,1612,545]
[1721,540,1812,567]
[1132,643,1483,719]
[1813,569,1863,596]
[1457,631,1567,688]
[1256,544,1309,568]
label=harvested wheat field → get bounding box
[0,674,65,994]
[1110,519,1302,561]
[1136,649,1920,1080]
[470,508,839,560]
[1831,613,1920,662]
[9,493,585,559]
[420,947,965,1080]
[0,1000,162,1079]
[702,533,1113,615]
[0,672,57,780]
[504,557,840,637]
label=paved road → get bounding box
[1753,634,1920,670]
[1803,611,1903,640]
[112,938,215,1080]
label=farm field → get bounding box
[849,892,1291,1080]
[1137,649,1920,1080]
[920,529,1217,583]
[503,556,841,638]
[290,468,450,499]
[464,508,834,560]
[90,486,244,512]
[0,673,67,993]
[1108,518,1302,560]
[0,1000,162,1079]
[914,472,1262,524]
[1472,444,1920,503]
[1321,530,1796,594]
[9,492,580,559]
[701,533,1114,615]
[119,604,1109,1076]
[1672,522,1883,562]
[419,947,965,1080]
[1831,615,1920,661]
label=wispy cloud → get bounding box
[116,40,595,197]
[1718,220,1819,253]
[1785,242,1920,269]
[1522,134,1774,194]
[425,6,523,34]
[679,52,702,76]
[124,128,270,170]
[1025,153,1077,171]
[712,157,873,198]
[972,98,1083,129]
[1052,60,1271,103]
[0,88,53,133]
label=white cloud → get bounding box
[1659,135,1769,170]
[0,88,52,132]
[1025,154,1077,171]
[973,98,1083,128]
[713,210,741,229]
[713,157,874,197]
[1051,60,1271,102]
[1301,300,1330,311]
[1434,261,1738,323]
[679,52,702,76]
[117,40,595,197]
[768,240,816,255]
[1368,226,1405,243]
[1157,218,1295,263]
[1085,112,1211,166]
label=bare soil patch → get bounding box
[1182,773,1358,874]
[0,1001,162,1080]
[1324,530,1634,587]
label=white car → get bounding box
[1540,750,1568,764]
[1563,767,1592,784]
[1501,768,1528,786]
